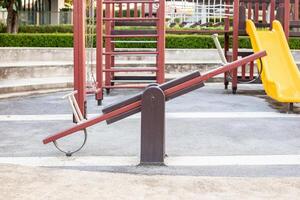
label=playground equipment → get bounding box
[43,51,266,163]
[72,0,300,117]
[72,0,165,118]
[247,20,300,109]
[54,0,299,160]
[227,0,300,93]
[99,0,165,96]
[167,0,300,93]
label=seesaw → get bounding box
[43,51,266,165]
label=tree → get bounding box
[0,0,21,33]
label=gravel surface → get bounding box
[1,164,300,200]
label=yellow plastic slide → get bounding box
[246,20,300,102]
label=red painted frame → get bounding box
[229,0,295,93]
[73,0,86,116]
[97,0,165,98]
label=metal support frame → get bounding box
[140,85,165,165]
[96,0,104,105]
[95,0,165,102]
[73,0,86,116]
[228,0,294,93]
[157,0,165,83]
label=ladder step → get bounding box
[104,67,157,72]
[111,80,156,83]
[111,40,157,43]
[103,0,156,3]
[103,51,158,55]
[111,30,157,35]
[290,20,300,27]
[112,75,156,83]
[103,18,159,21]
[104,84,148,89]
[115,21,157,26]
[103,0,158,3]
[290,32,300,37]
[104,34,158,38]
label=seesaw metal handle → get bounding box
[211,34,228,65]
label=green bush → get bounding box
[0,33,74,47]
[0,24,73,33]
[0,33,300,49]
[19,25,73,33]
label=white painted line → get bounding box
[0,156,138,167]
[0,114,71,121]
[1,155,300,167]
[165,112,300,119]
[166,155,300,166]
[0,112,300,122]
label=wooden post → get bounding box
[140,86,165,165]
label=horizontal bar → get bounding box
[111,30,157,35]
[113,76,156,80]
[103,51,158,55]
[42,51,266,144]
[111,80,155,83]
[104,35,158,38]
[290,21,300,27]
[104,85,148,88]
[103,0,158,3]
[167,30,232,34]
[103,67,157,72]
[115,21,157,26]
[290,32,300,37]
[103,18,158,21]
[111,41,157,43]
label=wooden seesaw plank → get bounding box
[43,51,266,144]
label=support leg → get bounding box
[224,72,229,90]
[288,103,294,113]
[140,86,165,165]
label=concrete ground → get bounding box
[1,83,300,198]
[1,164,300,200]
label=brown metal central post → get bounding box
[140,85,165,165]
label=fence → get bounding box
[0,11,73,25]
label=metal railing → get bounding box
[0,11,73,25]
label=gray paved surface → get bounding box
[1,83,300,176]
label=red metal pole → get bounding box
[96,0,104,104]
[73,0,86,116]
[105,1,112,88]
[284,0,290,38]
[232,0,239,93]
[43,51,266,144]
[270,0,275,29]
[295,0,299,20]
[157,0,165,84]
